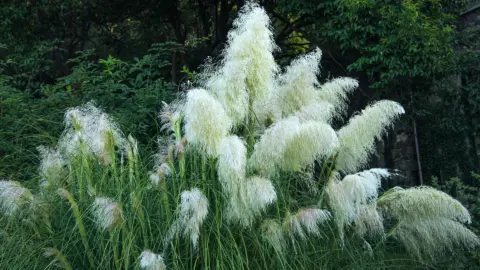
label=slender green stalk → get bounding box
[57,189,95,269]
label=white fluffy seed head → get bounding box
[139,250,166,270]
[177,188,209,248]
[0,180,32,216]
[281,121,339,171]
[92,197,124,231]
[159,99,185,135]
[275,48,322,116]
[317,77,358,117]
[249,116,301,176]
[218,136,247,197]
[184,89,232,157]
[58,102,126,164]
[336,100,405,173]
[377,186,471,224]
[284,208,331,240]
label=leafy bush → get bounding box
[0,43,178,180]
[0,3,478,269]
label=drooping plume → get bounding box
[283,208,331,240]
[326,169,391,242]
[91,197,124,231]
[184,89,232,157]
[336,100,405,173]
[204,2,278,124]
[275,48,322,116]
[0,180,32,216]
[354,203,384,239]
[171,188,209,248]
[58,102,126,164]
[377,186,471,224]
[139,250,166,270]
[317,77,358,117]
[393,218,479,260]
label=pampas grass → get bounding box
[0,2,477,270]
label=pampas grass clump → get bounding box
[0,2,477,269]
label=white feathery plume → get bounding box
[91,197,124,231]
[294,101,335,123]
[204,2,278,124]
[38,146,65,176]
[275,48,322,116]
[336,100,405,173]
[244,176,277,217]
[354,203,384,239]
[184,89,232,157]
[171,188,209,248]
[283,208,331,240]
[377,186,471,224]
[282,121,339,171]
[227,176,277,227]
[58,102,126,164]
[37,146,65,189]
[326,169,391,242]
[317,77,358,117]
[249,116,301,176]
[0,180,33,216]
[139,250,166,270]
[393,217,479,260]
[218,136,246,197]
[261,219,286,255]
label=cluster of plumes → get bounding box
[91,197,124,231]
[166,188,209,248]
[202,2,278,124]
[326,169,391,241]
[139,250,166,270]
[218,136,277,227]
[335,100,405,173]
[377,186,479,259]
[0,180,33,216]
[58,102,127,165]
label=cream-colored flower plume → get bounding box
[317,77,358,118]
[0,180,32,216]
[284,208,331,240]
[336,100,404,173]
[139,250,166,270]
[276,48,322,116]
[91,197,124,231]
[184,89,232,157]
